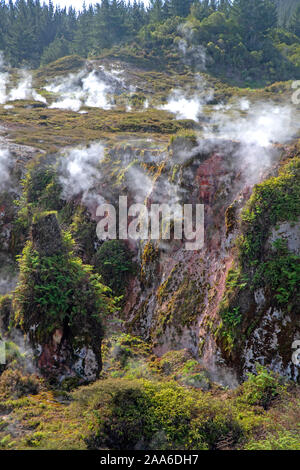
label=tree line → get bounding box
[0,0,299,84]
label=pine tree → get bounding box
[149,0,165,23]
[6,0,39,66]
[72,4,94,56]
[190,1,214,22]
[0,0,9,51]
[231,0,277,49]
[289,4,300,37]
[168,0,194,17]
[219,0,231,15]
[277,0,299,27]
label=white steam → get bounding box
[0,149,12,192]
[125,165,154,203]
[83,71,112,109]
[0,53,46,105]
[160,90,202,121]
[46,66,127,112]
[159,74,213,121]
[207,101,293,147]
[177,22,207,71]
[0,53,8,105]
[5,328,39,375]
[59,143,105,206]
[8,71,47,103]
[201,101,297,180]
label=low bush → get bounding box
[73,378,243,450]
[0,369,40,399]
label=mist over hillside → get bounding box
[0,0,299,454]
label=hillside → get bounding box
[0,0,300,453]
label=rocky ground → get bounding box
[0,55,299,450]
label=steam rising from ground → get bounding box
[207,101,294,147]
[59,142,105,206]
[46,66,127,112]
[158,21,211,121]
[201,100,297,181]
[159,74,213,121]
[0,149,13,192]
[0,52,46,105]
[0,53,8,105]
[8,71,46,103]
[2,329,39,375]
[160,89,203,121]
[178,21,207,72]
[0,32,299,390]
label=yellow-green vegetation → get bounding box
[0,294,12,334]
[156,276,205,335]
[150,349,211,391]
[217,155,300,352]
[140,241,160,286]
[70,205,98,263]
[239,156,300,267]
[169,129,199,149]
[0,363,299,450]
[0,369,40,400]
[0,0,298,452]
[101,334,152,380]
[35,55,85,80]
[13,162,63,252]
[13,217,116,350]
[94,241,135,296]
[0,103,194,154]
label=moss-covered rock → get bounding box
[13,212,117,381]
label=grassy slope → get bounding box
[0,55,299,450]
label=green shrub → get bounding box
[94,240,134,295]
[22,165,62,210]
[70,205,98,263]
[218,156,300,350]
[239,157,300,266]
[73,378,243,450]
[238,364,286,410]
[246,430,300,450]
[0,369,40,399]
[253,238,300,312]
[0,295,12,333]
[14,223,116,351]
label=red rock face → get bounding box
[121,143,257,385]
[37,329,71,379]
[196,153,225,204]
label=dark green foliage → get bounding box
[0,294,12,333]
[70,205,98,263]
[94,240,134,295]
[222,307,242,331]
[14,225,116,348]
[41,37,70,66]
[12,162,65,256]
[22,165,63,210]
[0,0,299,85]
[74,378,243,450]
[218,156,300,351]
[239,156,300,267]
[238,364,286,410]
[277,0,299,28]
[253,238,300,312]
[231,0,277,49]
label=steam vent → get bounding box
[0,0,299,453]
